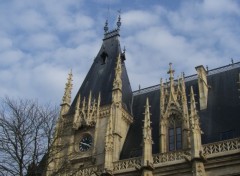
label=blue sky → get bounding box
[0,0,240,104]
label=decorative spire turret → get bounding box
[142,98,153,176]
[143,98,152,141]
[189,86,206,176]
[112,54,122,104]
[62,70,73,104]
[189,87,199,126]
[60,70,73,115]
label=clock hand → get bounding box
[80,142,91,148]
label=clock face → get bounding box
[79,134,93,152]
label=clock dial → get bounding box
[79,134,93,152]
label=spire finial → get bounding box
[62,70,73,105]
[117,10,121,29]
[104,20,109,33]
[167,62,175,80]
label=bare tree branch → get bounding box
[0,97,59,176]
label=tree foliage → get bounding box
[0,97,59,176]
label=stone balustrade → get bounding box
[203,137,240,158]
[113,157,141,172]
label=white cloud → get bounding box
[122,10,159,29]
[22,33,60,51]
[0,0,240,103]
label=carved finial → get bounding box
[167,63,175,80]
[189,86,200,130]
[62,70,73,105]
[167,63,175,94]
[104,20,109,33]
[117,10,121,29]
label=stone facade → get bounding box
[44,20,240,176]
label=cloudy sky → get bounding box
[0,0,240,104]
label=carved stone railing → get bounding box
[203,137,240,158]
[67,165,103,176]
[113,157,141,172]
[153,149,191,165]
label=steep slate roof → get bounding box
[120,62,240,159]
[69,29,132,113]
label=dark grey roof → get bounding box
[120,62,240,159]
[69,30,132,113]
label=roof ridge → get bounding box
[133,61,240,96]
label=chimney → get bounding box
[195,65,208,110]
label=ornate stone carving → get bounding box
[60,70,73,115]
[159,64,190,153]
[73,92,101,130]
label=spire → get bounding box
[142,98,153,175]
[73,94,81,129]
[190,86,198,124]
[62,70,73,105]
[189,86,202,154]
[167,63,175,85]
[61,70,73,115]
[143,98,152,142]
[113,54,122,90]
[189,86,206,176]
[87,91,92,118]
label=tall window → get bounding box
[168,115,182,151]
[168,127,182,151]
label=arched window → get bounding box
[168,114,182,151]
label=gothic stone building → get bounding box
[45,21,240,176]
